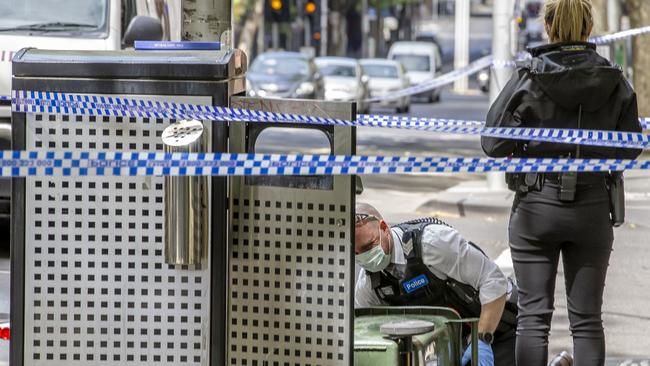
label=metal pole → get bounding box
[432,0,438,19]
[608,0,620,33]
[362,0,369,57]
[272,22,280,49]
[257,12,266,53]
[320,0,328,56]
[453,0,470,93]
[182,0,232,48]
[487,0,514,191]
[305,16,312,48]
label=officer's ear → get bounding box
[379,220,389,232]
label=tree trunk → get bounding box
[182,0,231,47]
[591,0,608,34]
[625,0,650,116]
[237,0,265,59]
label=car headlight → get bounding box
[246,81,257,96]
[295,82,315,96]
[478,72,489,82]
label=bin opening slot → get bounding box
[245,124,334,190]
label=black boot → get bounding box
[548,351,573,366]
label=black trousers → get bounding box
[493,329,516,366]
[509,183,613,366]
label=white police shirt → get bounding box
[355,225,509,308]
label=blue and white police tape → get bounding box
[590,25,650,45]
[365,24,650,99]
[364,55,495,103]
[0,150,648,177]
[12,90,650,149]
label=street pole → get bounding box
[362,0,369,58]
[607,0,622,66]
[272,22,280,49]
[453,0,470,93]
[487,0,514,191]
[608,0,621,32]
[257,11,265,54]
[182,0,232,48]
[320,0,328,56]
[305,15,312,48]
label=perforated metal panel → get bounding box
[228,97,355,365]
[22,95,213,366]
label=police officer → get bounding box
[354,203,518,366]
[481,1,643,365]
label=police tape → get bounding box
[12,90,650,150]
[364,56,495,103]
[0,150,648,177]
[359,23,650,100]
[590,25,650,45]
[10,90,650,129]
[366,25,650,100]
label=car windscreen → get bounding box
[392,54,431,72]
[0,0,109,36]
[250,56,310,76]
[317,64,356,78]
[361,64,399,79]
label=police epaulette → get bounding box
[398,217,453,228]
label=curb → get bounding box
[416,182,514,218]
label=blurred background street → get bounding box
[2,0,650,364]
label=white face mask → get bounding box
[355,228,391,272]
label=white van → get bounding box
[387,41,442,103]
[0,0,176,229]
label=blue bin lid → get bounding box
[134,41,221,51]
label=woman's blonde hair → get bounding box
[544,0,594,43]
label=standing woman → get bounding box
[481,0,643,365]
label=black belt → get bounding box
[542,172,608,185]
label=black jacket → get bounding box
[482,42,643,160]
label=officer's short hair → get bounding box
[356,202,384,224]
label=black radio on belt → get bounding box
[607,171,625,227]
[559,105,582,202]
[559,172,577,202]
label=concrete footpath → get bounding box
[359,170,650,361]
[416,170,650,224]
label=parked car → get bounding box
[477,69,490,93]
[360,59,411,113]
[387,41,442,103]
[314,57,370,113]
[246,52,324,99]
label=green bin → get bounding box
[355,307,474,366]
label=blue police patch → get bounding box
[402,274,429,294]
